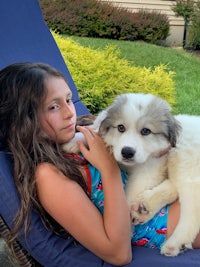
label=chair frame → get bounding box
[0,215,41,266]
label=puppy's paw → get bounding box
[161,240,192,256]
[161,244,180,257]
[61,132,86,154]
[139,189,164,219]
[131,202,152,225]
[62,142,80,154]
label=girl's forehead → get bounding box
[45,77,72,98]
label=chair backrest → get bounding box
[0,1,93,266]
[0,0,89,116]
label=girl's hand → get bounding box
[76,125,118,173]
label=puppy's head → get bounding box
[98,94,137,165]
[97,93,181,166]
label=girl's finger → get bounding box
[77,126,96,140]
[77,140,90,158]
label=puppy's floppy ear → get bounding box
[92,109,108,133]
[167,115,181,147]
[99,117,112,137]
[151,96,181,148]
[97,110,113,137]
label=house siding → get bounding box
[101,0,184,45]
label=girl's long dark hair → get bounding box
[0,62,88,261]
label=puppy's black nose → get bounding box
[121,147,135,159]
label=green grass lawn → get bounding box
[69,35,200,115]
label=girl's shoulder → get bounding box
[35,162,60,177]
[35,162,67,187]
[35,162,79,207]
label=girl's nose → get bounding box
[63,103,74,118]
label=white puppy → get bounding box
[63,93,200,256]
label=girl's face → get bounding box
[39,76,77,144]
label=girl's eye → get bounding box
[66,98,73,104]
[48,104,59,110]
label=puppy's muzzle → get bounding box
[121,147,135,160]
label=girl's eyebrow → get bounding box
[44,92,72,106]
[67,92,72,97]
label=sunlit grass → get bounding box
[68,35,200,115]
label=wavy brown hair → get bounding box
[0,62,88,259]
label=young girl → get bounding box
[0,62,132,266]
[0,62,200,266]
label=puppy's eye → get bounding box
[141,128,151,136]
[118,124,126,133]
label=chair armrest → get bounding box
[0,215,41,267]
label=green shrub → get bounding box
[188,1,200,49]
[52,32,175,114]
[39,0,170,44]
[135,10,170,43]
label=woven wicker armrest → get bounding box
[0,215,42,267]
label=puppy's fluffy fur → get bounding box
[63,93,200,256]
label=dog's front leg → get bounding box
[131,179,178,224]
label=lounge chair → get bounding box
[0,0,200,266]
